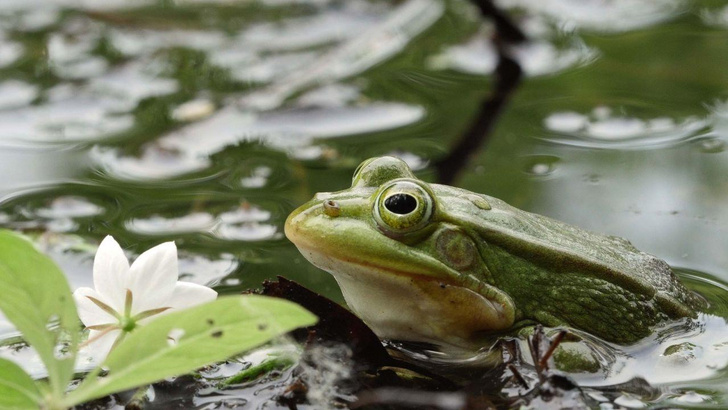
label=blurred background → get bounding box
[0,0,727,404]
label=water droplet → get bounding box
[523,155,560,176]
[532,164,550,174]
[697,137,725,154]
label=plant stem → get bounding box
[219,356,296,387]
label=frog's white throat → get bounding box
[296,245,511,350]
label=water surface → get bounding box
[1,0,728,408]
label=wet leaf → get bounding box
[0,358,42,409]
[65,295,316,406]
[0,230,79,397]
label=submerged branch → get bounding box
[435,0,525,185]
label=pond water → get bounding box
[1,0,728,408]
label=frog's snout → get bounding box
[285,195,339,245]
[313,192,333,201]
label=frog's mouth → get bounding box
[285,206,515,348]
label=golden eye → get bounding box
[374,181,433,234]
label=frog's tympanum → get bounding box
[285,157,704,351]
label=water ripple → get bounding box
[496,0,686,33]
[541,106,709,150]
[430,23,598,77]
[91,100,424,180]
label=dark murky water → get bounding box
[1,0,728,408]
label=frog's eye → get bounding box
[374,181,433,234]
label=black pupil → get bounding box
[384,194,417,215]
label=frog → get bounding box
[284,156,704,353]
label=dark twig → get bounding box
[469,0,527,43]
[529,326,544,382]
[538,330,567,370]
[507,363,530,390]
[435,0,525,185]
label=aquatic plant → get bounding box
[0,230,316,410]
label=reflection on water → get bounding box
[0,31,22,67]
[0,148,88,197]
[702,4,728,28]
[0,80,36,110]
[542,105,708,149]
[239,0,445,110]
[431,15,597,77]
[0,0,728,407]
[494,0,685,32]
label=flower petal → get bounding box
[73,287,118,327]
[136,281,216,325]
[166,281,217,311]
[126,241,178,314]
[93,236,130,312]
[84,329,121,362]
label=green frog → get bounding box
[285,156,704,352]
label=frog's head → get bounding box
[285,156,515,349]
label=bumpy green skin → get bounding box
[438,186,703,343]
[286,157,704,346]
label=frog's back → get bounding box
[434,185,702,317]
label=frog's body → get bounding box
[285,157,703,350]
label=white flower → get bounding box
[73,236,217,359]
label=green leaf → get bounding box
[0,230,79,397]
[0,357,43,409]
[66,295,316,406]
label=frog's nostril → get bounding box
[323,200,341,217]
